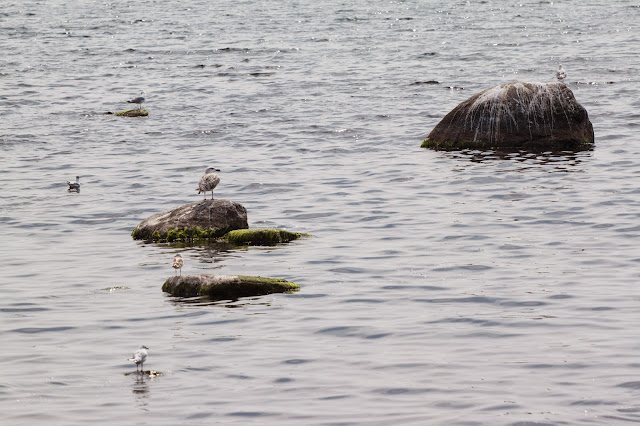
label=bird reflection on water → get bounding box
[131,372,150,411]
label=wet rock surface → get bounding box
[114,109,148,117]
[132,199,248,242]
[163,274,300,300]
[422,82,594,151]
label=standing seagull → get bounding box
[556,65,567,82]
[196,167,221,200]
[66,176,81,192]
[127,90,146,109]
[128,345,149,372]
[172,254,183,276]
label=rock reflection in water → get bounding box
[444,149,591,169]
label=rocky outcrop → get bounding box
[163,274,299,300]
[132,199,248,242]
[422,82,594,151]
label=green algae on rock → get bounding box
[163,274,300,300]
[132,199,248,243]
[422,82,594,151]
[226,228,310,246]
[115,109,149,117]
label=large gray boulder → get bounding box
[422,82,594,151]
[132,199,248,242]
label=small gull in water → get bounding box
[127,90,146,109]
[66,176,81,192]
[128,345,149,372]
[172,254,183,276]
[197,167,220,200]
[556,65,567,81]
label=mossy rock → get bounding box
[132,225,231,243]
[115,109,149,117]
[163,274,299,300]
[226,228,310,246]
[132,199,248,243]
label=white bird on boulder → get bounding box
[172,254,183,276]
[128,345,149,372]
[556,65,567,81]
[197,167,220,200]
[66,176,81,191]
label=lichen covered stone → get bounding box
[163,274,300,300]
[422,82,594,151]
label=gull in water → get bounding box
[197,167,220,200]
[172,254,183,276]
[128,345,149,372]
[127,90,146,109]
[556,65,567,82]
[66,176,81,192]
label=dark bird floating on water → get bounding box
[172,254,183,276]
[128,345,149,372]
[66,176,81,192]
[556,65,567,81]
[127,90,146,109]
[197,167,221,200]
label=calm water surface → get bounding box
[2,1,640,424]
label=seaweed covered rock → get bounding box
[163,274,299,300]
[132,199,248,243]
[422,82,594,151]
[115,109,148,117]
[226,228,310,246]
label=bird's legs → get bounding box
[210,190,214,200]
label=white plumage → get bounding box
[556,65,566,81]
[128,345,149,372]
[196,167,220,200]
[172,254,183,276]
[66,176,81,191]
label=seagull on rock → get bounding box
[556,65,567,82]
[128,345,149,372]
[127,90,146,109]
[197,167,220,200]
[172,254,183,276]
[66,176,81,192]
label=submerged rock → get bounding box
[226,228,310,246]
[422,82,594,151]
[115,109,148,117]
[132,199,248,243]
[163,274,299,300]
[124,370,162,377]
